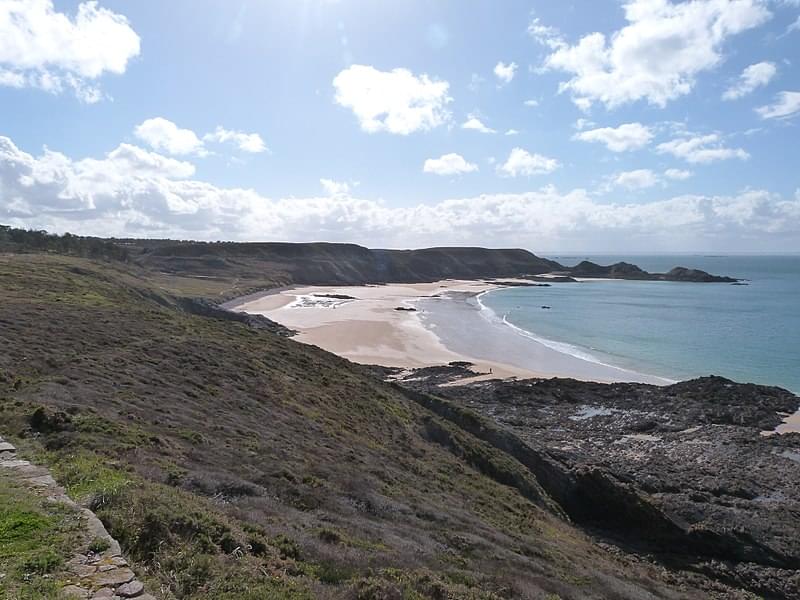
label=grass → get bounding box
[0,473,84,600]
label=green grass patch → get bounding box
[0,474,84,599]
[47,451,133,507]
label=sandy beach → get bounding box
[226,280,539,381]
[225,279,671,385]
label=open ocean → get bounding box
[477,255,800,393]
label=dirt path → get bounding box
[0,435,155,600]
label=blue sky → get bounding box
[1,0,799,251]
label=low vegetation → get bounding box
[0,473,85,599]
[0,250,721,598]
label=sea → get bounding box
[420,255,800,394]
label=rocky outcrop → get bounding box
[177,297,296,336]
[567,261,739,282]
[0,435,155,600]
[393,369,800,599]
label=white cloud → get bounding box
[497,148,560,177]
[494,61,517,85]
[134,118,268,157]
[523,99,539,107]
[423,153,478,176]
[574,122,653,152]
[789,15,800,33]
[135,118,206,156]
[2,135,798,251]
[461,115,496,134]
[332,64,452,135]
[573,118,595,131]
[611,169,659,190]
[722,62,777,100]
[527,17,566,50]
[320,178,352,196]
[755,90,800,119]
[657,134,749,163]
[0,0,140,102]
[606,167,693,190]
[664,168,693,180]
[542,0,771,109]
[505,129,520,136]
[204,127,268,153]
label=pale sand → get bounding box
[229,280,545,381]
[774,410,800,435]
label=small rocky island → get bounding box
[564,261,740,282]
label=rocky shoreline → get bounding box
[390,365,800,598]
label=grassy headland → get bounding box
[0,248,724,599]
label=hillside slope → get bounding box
[124,239,561,287]
[0,253,736,599]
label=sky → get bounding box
[1,0,799,252]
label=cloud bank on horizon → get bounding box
[0,0,799,252]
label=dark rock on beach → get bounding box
[312,293,357,300]
[177,297,297,336]
[393,368,800,599]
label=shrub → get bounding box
[88,536,110,554]
[19,549,62,575]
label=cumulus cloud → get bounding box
[524,99,539,107]
[461,115,496,134]
[423,153,478,176]
[722,62,777,100]
[2,135,799,251]
[0,0,140,102]
[573,122,653,152]
[756,90,800,119]
[494,61,517,85]
[134,118,267,157]
[320,178,352,196]
[605,167,693,191]
[611,169,659,190]
[657,134,749,163]
[204,127,268,153]
[542,0,771,109]
[332,65,452,134]
[134,118,206,156]
[664,168,693,180]
[497,148,560,177]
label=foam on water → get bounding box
[475,290,649,373]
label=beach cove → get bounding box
[225,279,670,385]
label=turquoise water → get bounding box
[479,256,800,393]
